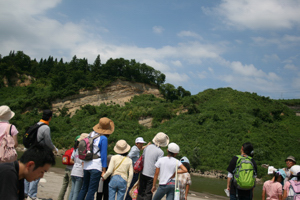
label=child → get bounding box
[68,135,85,200]
[178,157,192,200]
[151,143,188,200]
[283,165,300,200]
[262,169,286,200]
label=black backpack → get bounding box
[23,123,46,148]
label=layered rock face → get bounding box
[52,80,161,116]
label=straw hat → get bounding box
[0,105,15,122]
[77,133,89,141]
[93,117,115,135]
[152,132,169,147]
[114,140,131,154]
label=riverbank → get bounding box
[36,167,227,200]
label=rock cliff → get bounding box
[52,80,161,117]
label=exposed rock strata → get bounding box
[52,80,161,117]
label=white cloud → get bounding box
[205,0,300,30]
[197,71,207,79]
[262,54,280,63]
[171,60,182,67]
[177,31,203,40]
[284,64,298,70]
[165,72,190,84]
[152,26,164,34]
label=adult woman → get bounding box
[226,142,257,200]
[262,169,286,200]
[77,117,115,200]
[151,143,188,200]
[102,140,133,200]
[178,157,192,200]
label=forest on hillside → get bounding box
[1,51,300,179]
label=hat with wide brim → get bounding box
[0,105,15,122]
[78,133,89,141]
[93,117,115,135]
[114,140,131,154]
[285,156,296,163]
[152,132,169,147]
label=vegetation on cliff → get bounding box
[1,51,300,179]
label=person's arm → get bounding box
[141,142,151,150]
[151,168,160,193]
[102,156,115,180]
[262,189,265,200]
[127,163,134,188]
[178,163,188,174]
[39,126,55,150]
[12,135,18,148]
[99,136,108,175]
[227,177,232,191]
[185,184,190,200]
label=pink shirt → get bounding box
[0,122,19,137]
[263,180,282,200]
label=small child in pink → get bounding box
[262,169,286,200]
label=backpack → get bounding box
[78,133,101,161]
[62,147,74,165]
[233,155,256,190]
[0,124,17,163]
[23,123,47,148]
[287,180,300,200]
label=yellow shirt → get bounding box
[103,155,133,188]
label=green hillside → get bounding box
[1,51,300,179]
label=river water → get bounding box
[190,175,263,200]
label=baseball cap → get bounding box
[135,137,146,144]
[168,143,180,154]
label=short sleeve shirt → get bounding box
[128,145,140,165]
[263,180,282,200]
[0,122,19,137]
[71,149,84,177]
[155,156,182,185]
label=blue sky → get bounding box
[1,0,300,99]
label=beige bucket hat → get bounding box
[152,132,169,147]
[93,117,115,135]
[0,105,15,122]
[114,140,131,154]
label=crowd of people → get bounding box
[0,105,192,200]
[1,105,299,200]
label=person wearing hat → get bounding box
[137,132,169,200]
[102,139,133,200]
[0,105,19,151]
[25,109,58,200]
[283,156,296,184]
[125,137,151,200]
[283,165,300,199]
[178,157,192,200]
[77,117,115,200]
[262,169,286,200]
[151,143,188,200]
[68,135,84,200]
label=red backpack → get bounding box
[62,148,74,165]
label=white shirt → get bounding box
[155,156,182,185]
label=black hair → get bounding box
[74,140,79,149]
[42,109,52,121]
[120,152,129,156]
[292,172,300,181]
[242,142,254,156]
[182,162,191,173]
[273,171,281,182]
[167,151,176,157]
[20,144,56,170]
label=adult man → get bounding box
[137,132,169,200]
[0,145,56,200]
[283,156,296,183]
[24,109,58,200]
[126,137,150,200]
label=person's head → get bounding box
[42,109,53,121]
[241,142,254,156]
[152,132,169,147]
[273,169,286,184]
[93,117,115,136]
[180,156,191,173]
[285,156,296,169]
[114,140,131,156]
[135,137,146,150]
[290,165,300,181]
[74,135,80,149]
[0,105,15,122]
[19,145,56,182]
[167,143,180,157]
